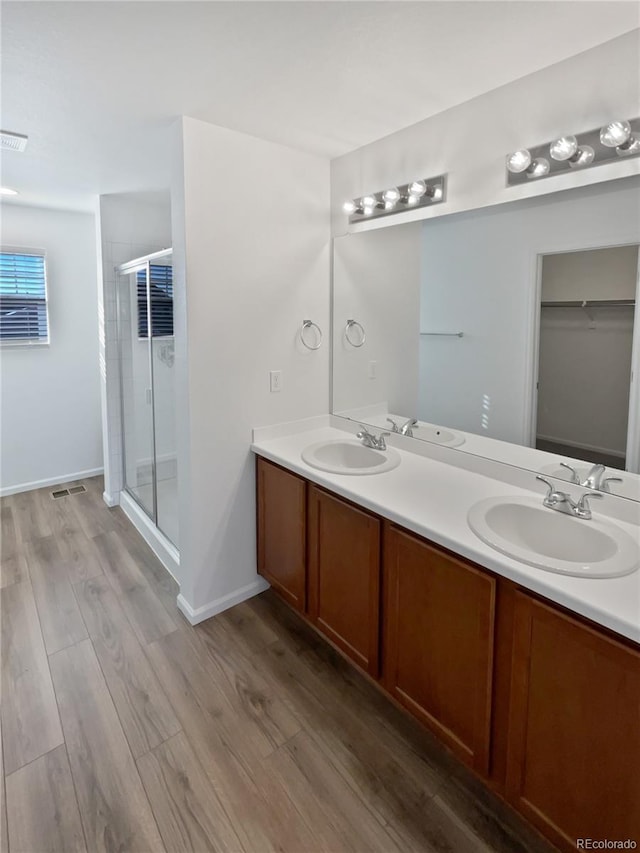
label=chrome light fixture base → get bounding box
[506,117,640,186]
[345,174,447,223]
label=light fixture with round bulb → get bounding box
[343,200,357,215]
[549,136,579,161]
[382,187,400,205]
[0,187,19,196]
[526,158,550,179]
[600,120,632,148]
[361,195,378,209]
[407,180,427,198]
[599,120,640,156]
[506,150,532,174]
[568,145,595,168]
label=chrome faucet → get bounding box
[536,475,603,520]
[386,417,418,437]
[357,426,390,451]
[559,462,623,493]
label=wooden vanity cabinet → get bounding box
[256,456,640,853]
[383,523,496,774]
[256,458,307,611]
[307,485,381,677]
[505,592,640,852]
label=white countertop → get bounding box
[252,424,640,645]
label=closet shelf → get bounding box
[541,299,636,308]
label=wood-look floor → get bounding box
[0,477,555,853]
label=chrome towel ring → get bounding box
[300,319,323,350]
[345,319,366,347]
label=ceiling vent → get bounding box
[0,130,28,152]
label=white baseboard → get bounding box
[0,467,104,498]
[119,490,180,582]
[177,577,270,625]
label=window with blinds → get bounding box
[0,250,49,343]
[137,264,173,338]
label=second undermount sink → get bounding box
[468,496,640,578]
[301,439,401,475]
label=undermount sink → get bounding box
[468,496,640,578]
[301,439,401,475]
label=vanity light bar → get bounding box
[506,117,640,186]
[343,174,447,223]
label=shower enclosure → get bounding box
[116,249,178,547]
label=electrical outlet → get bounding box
[269,370,283,392]
[369,360,377,379]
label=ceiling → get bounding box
[1,1,639,211]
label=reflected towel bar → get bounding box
[421,331,464,338]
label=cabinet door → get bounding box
[506,593,640,852]
[307,486,381,676]
[256,458,306,611]
[384,524,496,774]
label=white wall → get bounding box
[417,178,640,445]
[172,116,329,619]
[95,192,172,502]
[1,204,102,494]
[330,31,640,237]
[537,247,638,457]
[333,222,421,416]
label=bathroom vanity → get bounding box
[253,426,640,853]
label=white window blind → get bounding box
[0,250,49,343]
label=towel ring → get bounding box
[300,319,323,351]
[345,319,366,348]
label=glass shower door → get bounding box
[119,261,156,518]
[149,259,178,546]
[117,249,178,547]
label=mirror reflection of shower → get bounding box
[535,245,640,474]
[116,249,179,546]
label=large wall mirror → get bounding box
[332,176,640,501]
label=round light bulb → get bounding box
[526,158,550,179]
[363,205,375,216]
[617,135,640,156]
[0,187,19,196]
[568,145,595,168]
[506,150,532,173]
[549,136,578,161]
[407,195,418,205]
[361,195,377,208]
[342,200,357,215]
[431,186,443,201]
[600,120,632,148]
[407,180,427,198]
[382,187,400,204]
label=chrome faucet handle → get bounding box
[536,475,558,501]
[575,491,603,519]
[560,462,580,485]
[386,418,399,433]
[377,431,391,450]
[601,476,623,493]
[356,425,374,437]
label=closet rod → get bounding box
[541,299,636,308]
